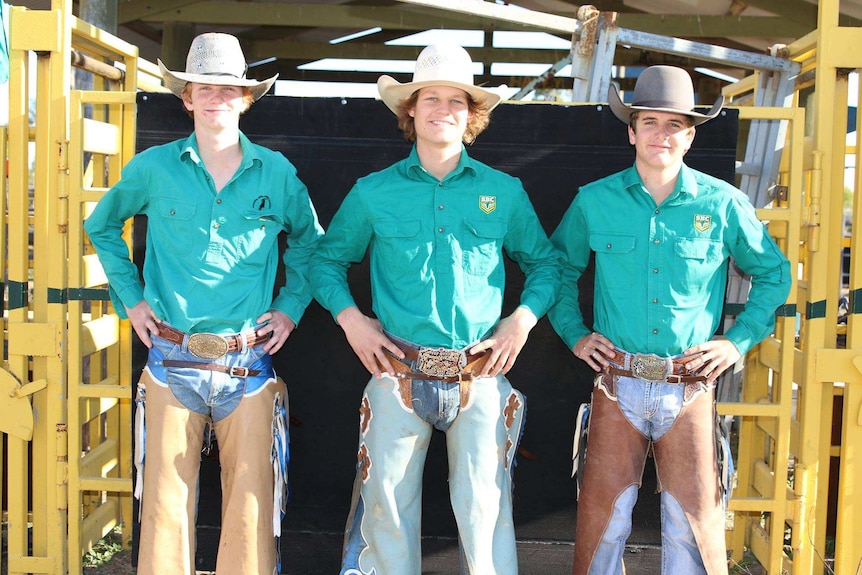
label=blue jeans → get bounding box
[148,331,275,422]
[592,376,705,575]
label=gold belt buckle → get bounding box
[187,332,229,360]
[416,347,466,378]
[630,353,671,381]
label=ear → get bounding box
[685,126,696,148]
[182,94,194,112]
[628,124,636,145]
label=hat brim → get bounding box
[158,60,278,101]
[377,75,502,115]
[608,83,724,126]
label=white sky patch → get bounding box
[386,29,485,47]
[493,31,571,49]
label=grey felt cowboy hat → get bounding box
[377,43,502,114]
[608,65,723,126]
[158,33,278,101]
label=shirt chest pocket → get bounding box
[151,198,197,257]
[236,210,284,266]
[673,237,724,291]
[372,219,425,275]
[462,219,507,275]
[589,233,637,293]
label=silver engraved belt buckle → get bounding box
[631,353,671,381]
[416,347,467,378]
[187,332,229,360]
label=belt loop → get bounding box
[240,332,248,353]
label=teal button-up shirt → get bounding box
[84,132,324,334]
[549,163,790,357]
[310,145,561,349]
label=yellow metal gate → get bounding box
[0,0,164,572]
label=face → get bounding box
[183,83,248,129]
[408,86,472,148]
[628,111,695,171]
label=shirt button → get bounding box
[438,205,444,210]
[655,209,660,214]
[653,298,658,303]
[653,329,659,334]
[606,243,612,249]
[216,199,222,204]
[170,209,176,215]
[213,222,220,229]
[438,227,444,233]
[653,268,659,273]
[653,239,659,245]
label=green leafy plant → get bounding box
[83,529,123,568]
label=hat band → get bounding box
[632,99,694,111]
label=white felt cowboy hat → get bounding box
[608,65,723,126]
[377,43,502,114]
[158,33,278,101]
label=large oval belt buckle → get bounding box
[416,347,466,378]
[188,333,229,360]
[631,353,671,381]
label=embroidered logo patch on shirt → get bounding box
[694,214,712,232]
[479,195,497,214]
[254,195,271,210]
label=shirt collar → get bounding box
[622,162,699,201]
[405,144,477,181]
[179,131,262,170]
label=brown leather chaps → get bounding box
[573,378,728,575]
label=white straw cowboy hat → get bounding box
[377,43,502,114]
[608,65,723,126]
[158,33,278,101]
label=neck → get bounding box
[194,125,243,193]
[195,124,241,156]
[635,159,683,205]
[416,139,462,180]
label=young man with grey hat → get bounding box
[309,43,560,574]
[549,65,790,575]
[85,32,323,575]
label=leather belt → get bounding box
[162,360,261,378]
[388,340,489,382]
[156,323,271,360]
[603,348,706,384]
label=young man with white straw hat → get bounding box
[549,65,790,575]
[85,32,323,575]
[310,43,560,574]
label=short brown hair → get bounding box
[180,83,255,119]
[395,89,492,144]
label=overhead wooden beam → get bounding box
[734,0,817,25]
[396,0,794,72]
[125,2,535,31]
[246,40,569,66]
[119,0,202,24]
[614,14,811,39]
[742,0,862,27]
